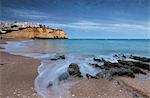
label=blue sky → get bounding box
[1,0,150,39]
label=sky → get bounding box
[1,0,150,39]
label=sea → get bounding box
[1,39,150,98]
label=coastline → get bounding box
[0,39,150,98]
[0,39,41,98]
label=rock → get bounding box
[113,54,119,58]
[58,72,69,81]
[129,66,146,75]
[93,57,105,62]
[129,55,150,62]
[132,61,150,71]
[67,63,83,77]
[96,71,113,80]
[113,54,126,59]
[109,68,135,78]
[50,55,66,61]
[122,54,126,58]
[96,67,135,80]
[86,74,99,79]
[89,63,104,69]
[50,58,58,61]
[118,60,134,66]
[104,61,123,69]
[59,55,65,59]
[118,60,150,71]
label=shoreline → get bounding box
[0,39,150,98]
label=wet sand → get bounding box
[0,51,41,98]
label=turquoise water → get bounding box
[30,39,150,57]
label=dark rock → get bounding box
[129,55,150,62]
[118,60,150,71]
[58,72,69,81]
[113,54,126,59]
[96,71,113,80]
[59,55,65,59]
[109,68,135,78]
[104,61,123,68]
[50,58,58,61]
[67,63,83,77]
[122,54,126,58]
[86,74,99,79]
[96,67,135,79]
[93,57,105,62]
[113,54,119,58]
[132,61,150,71]
[129,66,146,75]
[50,55,66,61]
[89,63,104,69]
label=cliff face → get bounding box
[0,28,68,39]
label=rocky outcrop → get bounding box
[0,27,68,39]
[67,63,83,77]
[67,55,149,80]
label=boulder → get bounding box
[67,63,83,77]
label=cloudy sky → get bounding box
[1,0,150,39]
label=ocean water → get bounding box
[31,39,150,56]
[3,39,150,57]
[1,39,150,98]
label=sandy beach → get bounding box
[0,39,150,98]
[0,45,41,98]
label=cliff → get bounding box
[0,27,68,39]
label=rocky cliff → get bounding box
[0,27,68,39]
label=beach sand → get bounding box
[70,78,133,98]
[69,77,150,98]
[0,51,41,98]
